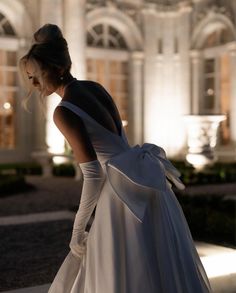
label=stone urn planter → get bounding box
[183,115,226,170]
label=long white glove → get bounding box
[69,160,105,259]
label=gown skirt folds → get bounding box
[48,101,212,293]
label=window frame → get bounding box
[0,35,19,150]
[200,44,227,115]
[86,47,130,133]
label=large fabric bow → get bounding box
[106,143,185,223]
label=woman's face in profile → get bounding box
[25,59,55,96]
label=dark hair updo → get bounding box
[20,23,72,91]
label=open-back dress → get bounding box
[48,100,211,293]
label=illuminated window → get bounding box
[0,14,17,149]
[87,58,128,122]
[200,25,233,143]
[203,58,216,112]
[86,24,129,135]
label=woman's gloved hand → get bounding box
[69,160,105,259]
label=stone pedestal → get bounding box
[183,115,226,169]
[31,151,53,178]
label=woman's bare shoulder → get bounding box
[53,104,83,129]
[53,104,97,162]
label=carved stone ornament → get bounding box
[86,0,142,26]
[147,0,187,5]
[87,0,191,12]
[183,114,226,170]
[196,3,234,24]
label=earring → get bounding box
[60,76,64,81]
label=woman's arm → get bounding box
[53,106,105,258]
[53,106,96,163]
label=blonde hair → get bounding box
[19,23,72,110]
[19,58,45,110]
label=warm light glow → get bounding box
[144,55,188,157]
[207,88,214,96]
[3,102,11,110]
[144,91,187,157]
[46,93,65,155]
[122,120,128,127]
[186,154,212,170]
[201,251,236,278]
[53,155,71,165]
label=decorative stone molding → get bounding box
[191,7,236,49]
[227,41,236,55]
[196,4,233,24]
[86,0,142,25]
[193,3,234,37]
[0,0,33,38]
[87,0,191,22]
[86,6,143,50]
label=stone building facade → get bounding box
[0,0,236,164]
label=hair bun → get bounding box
[33,23,63,45]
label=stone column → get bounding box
[142,7,164,146]
[28,0,49,155]
[130,51,144,145]
[62,0,86,180]
[190,50,202,114]
[32,0,64,176]
[64,0,86,79]
[29,5,48,156]
[228,42,236,145]
[40,0,63,26]
[142,4,192,157]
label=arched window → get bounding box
[201,25,234,143]
[86,23,129,134]
[202,27,233,48]
[0,13,17,149]
[87,24,128,50]
[0,13,15,36]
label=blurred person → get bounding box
[19,24,211,293]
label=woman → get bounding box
[20,24,211,293]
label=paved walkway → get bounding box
[1,241,236,293]
[0,211,75,226]
[0,176,236,293]
[2,240,236,293]
[1,284,50,293]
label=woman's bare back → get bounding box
[62,80,122,136]
[53,80,123,163]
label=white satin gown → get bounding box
[48,101,212,293]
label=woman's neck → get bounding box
[56,74,77,98]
